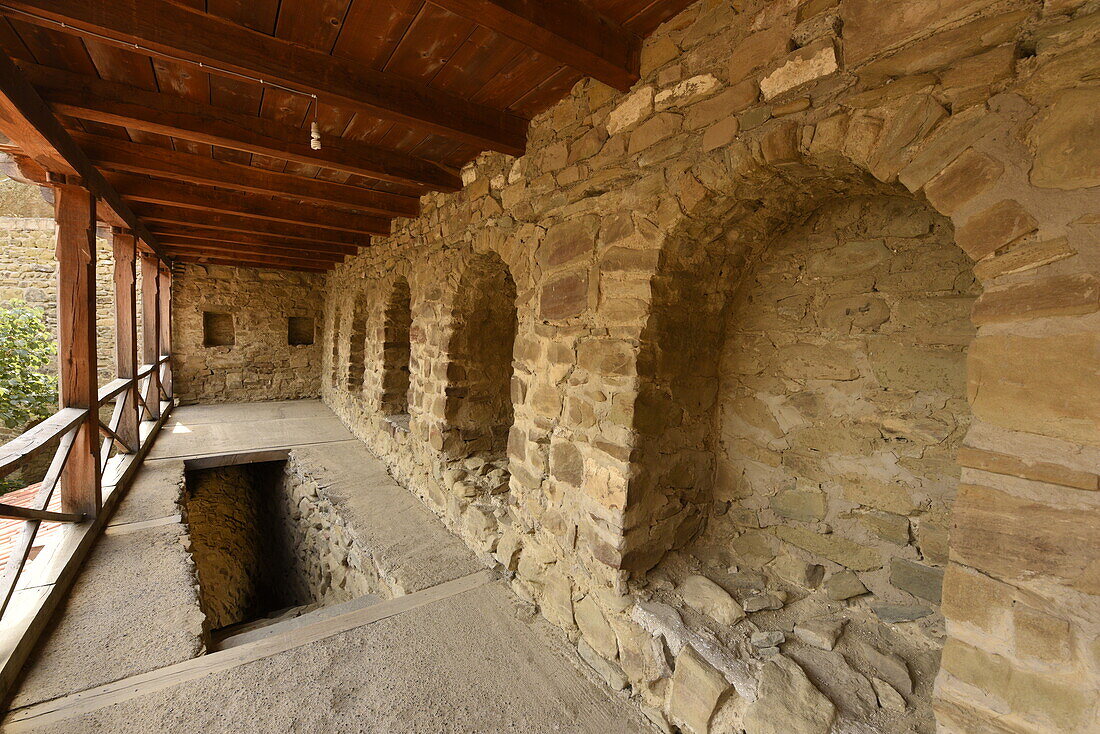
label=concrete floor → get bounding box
[5,400,651,733]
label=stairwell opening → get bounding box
[181,458,375,647]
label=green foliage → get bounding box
[0,300,57,431]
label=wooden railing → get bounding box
[0,182,175,701]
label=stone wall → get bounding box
[172,264,324,404]
[315,1,1097,732]
[182,460,380,634]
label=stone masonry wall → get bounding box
[172,264,324,404]
[309,1,1100,732]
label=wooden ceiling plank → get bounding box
[104,173,389,235]
[135,205,370,246]
[72,133,420,217]
[424,0,640,91]
[1,0,528,154]
[23,63,462,191]
[0,50,166,258]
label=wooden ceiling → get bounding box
[0,0,693,272]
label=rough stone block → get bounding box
[972,236,1075,281]
[770,489,827,523]
[841,0,1001,66]
[540,270,590,320]
[575,595,619,661]
[771,526,882,571]
[824,570,868,600]
[667,646,731,734]
[744,656,836,734]
[760,39,838,99]
[677,574,745,626]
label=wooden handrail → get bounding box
[0,504,84,523]
[0,408,87,479]
[97,377,131,403]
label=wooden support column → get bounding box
[111,228,139,450]
[140,252,161,420]
[157,263,172,398]
[53,178,100,517]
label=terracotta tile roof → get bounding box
[0,483,63,574]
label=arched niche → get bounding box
[443,252,519,462]
[380,278,412,417]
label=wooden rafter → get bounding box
[135,207,370,245]
[22,63,462,192]
[155,233,358,258]
[74,134,419,218]
[174,253,335,273]
[425,0,641,91]
[1,0,529,154]
[0,51,166,259]
[103,174,389,236]
[159,239,348,261]
[161,244,343,265]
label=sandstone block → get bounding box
[817,294,890,332]
[770,489,827,523]
[824,570,868,600]
[922,148,1004,215]
[686,80,759,129]
[841,0,1001,66]
[729,24,793,82]
[770,552,824,589]
[794,618,844,651]
[701,116,739,152]
[549,440,584,486]
[678,574,745,626]
[971,273,1100,324]
[953,483,1099,595]
[760,120,801,165]
[628,113,682,155]
[868,94,947,181]
[972,236,1075,281]
[655,75,719,110]
[868,338,965,394]
[858,511,910,546]
[771,526,882,571]
[606,87,654,134]
[871,677,907,712]
[539,217,598,269]
[777,343,859,381]
[1014,605,1073,665]
[667,646,731,734]
[760,39,838,99]
[968,333,1100,446]
[540,270,589,320]
[871,603,932,624]
[956,445,1099,491]
[807,239,890,276]
[1030,87,1100,189]
[955,200,1038,261]
[744,656,836,734]
[889,559,945,604]
[575,595,619,661]
[578,638,628,691]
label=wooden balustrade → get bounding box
[0,179,174,642]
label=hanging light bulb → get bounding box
[310,120,322,150]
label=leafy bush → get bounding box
[0,300,57,431]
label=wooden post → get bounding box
[157,263,172,398]
[53,178,100,517]
[140,252,161,420]
[111,228,139,450]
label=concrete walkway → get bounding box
[4,401,651,733]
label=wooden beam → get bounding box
[160,242,344,263]
[135,206,370,246]
[1,0,528,154]
[54,182,100,517]
[139,253,161,420]
[174,254,334,273]
[0,51,166,259]
[104,174,390,236]
[0,503,83,523]
[22,63,462,191]
[74,134,419,218]
[110,229,139,451]
[425,0,640,91]
[155,234,356,258]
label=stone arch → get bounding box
[443,251,518,461]
[345,292,368,394]
[379,278,412,416]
